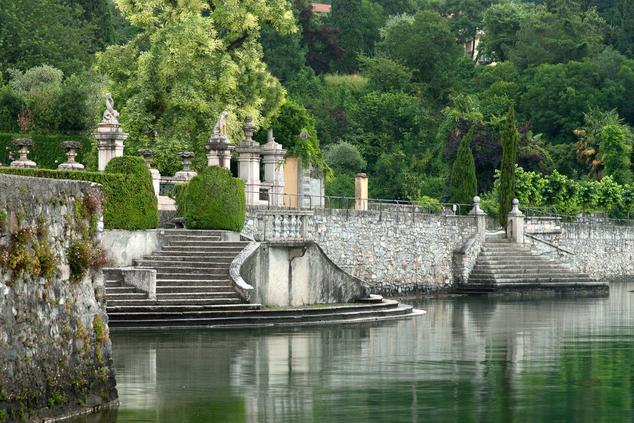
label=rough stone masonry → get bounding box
[0,174,117,421]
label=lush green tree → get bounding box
[450,127,477,205]
[507,1,606,69]
[481,2,532,62]
[359,55,415,93]
[499,106,519,227]
[261,28,307,84]
[330,0,385,72]
[0,0,93,76]
[97,0,296,174]
[600,123,632,184]
[71,0,116,51]
[377,11,463,100]
[324,142,367,174]
[443,0,496,47]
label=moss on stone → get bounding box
[92,315,108,345]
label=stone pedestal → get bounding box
[93,124,127,171]
[138,149,161,196]
[355,173,368,211]
[173,152,197,182]
[10,138,37,168]
[468,196,486,239]
[507,198,525,243]
[261,129,286,207]
[58,141,84,170]
[206,135,234,170]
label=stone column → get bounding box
[468,196,487,239]
[93,94,128,171]
[355,173,368,211]
[507,198,525,243]
[10,138,37,168]
[58,141,84,170]
[261,129,286,207]
[174,152,197,181]
[235,117,261,206]
[138,149,161,196]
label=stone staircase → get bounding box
[105,229,423,328]
[457,236,608,294]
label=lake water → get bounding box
[76,282,634,422]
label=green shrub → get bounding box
[450,127,477,207]
[0,165,158,230]
[104,156,158,229]
[176,166,246,231]
[0,132,94,169]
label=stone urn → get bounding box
[10,138,37,168]
[174,151,197,181]
[58,141,85,170]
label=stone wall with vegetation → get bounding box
[0,174,117,422]
[526,218,634,279]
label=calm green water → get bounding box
[77,282,633,422]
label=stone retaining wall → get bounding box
[526,218,634,279]
[0,174,117,421]
[245,210,479,295]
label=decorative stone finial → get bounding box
[213,111,229,136]
[10,138,37,168]
[243,116,255,142]
[267,128,275,144]
[177,151,195,172]
[469,195,485,215]
[101,93,120,124]
[137,149,155,168]
[508,198,524,217]
[58,141,84,170]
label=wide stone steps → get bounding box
[134,260,232,268]
[456,237,608,294]
[107,301,417,328]
[108,298,247,307]
[156,272,229,280]
[165,241,248,248]
[143,255,235,262]
[154,279,232,286]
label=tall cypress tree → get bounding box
[499,106,519,228]
[450,127,477,207]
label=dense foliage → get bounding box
[0,165,158,230]
[176,166,246,231]
[499,107,519,227]
[0,133,94,169]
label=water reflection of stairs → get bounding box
[457,236,608,294]
[105,229,423,328]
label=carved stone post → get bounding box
[93,93,128,171]
[58,141,84,170]
[468,196,487,239]
[236,116,261,206]
[138,149,161,196]
[174,152,197,181]
[507,198,525,243]
[10,138,37,168]
[261,129,286,207]
[355,173,368,211]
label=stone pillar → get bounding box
[355,173,368,211]
[93,94,128,171]
[468,196,486,239]
[236,117,261,206]
[174,152,197,181]
[261,129,286,207]
[507,198,525,243]
[58,141,84,170]
[10,138,37,168]
[138,149,161,196]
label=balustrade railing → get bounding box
[254,210,313,242]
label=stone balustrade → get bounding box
[252,210,313,242]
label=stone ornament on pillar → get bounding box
[236,116,262,206]
[58,141,84,170]
[507,198,525,243]
[138,149,161,196]
[174,151,197,181]
[205,111,234,169]
[10,138,37,168]
[93,93,128,172]
[469,196,486,238]
[261,128,287,208]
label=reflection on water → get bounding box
[74,283,634,422]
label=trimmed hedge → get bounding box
[0,132,95,170]
[176,166,246,231]
[0,158,158,230]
